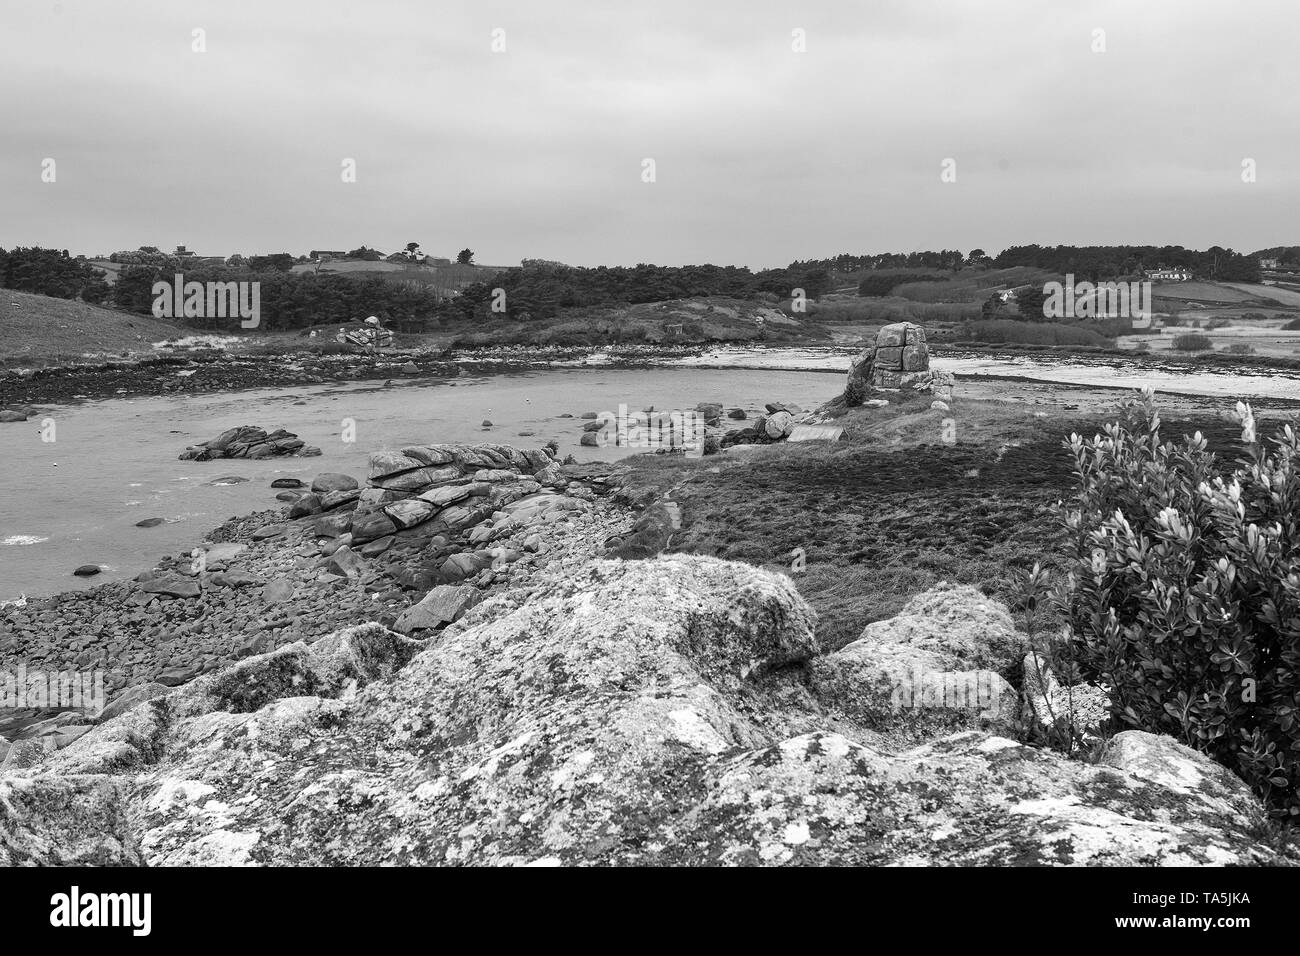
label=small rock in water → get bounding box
[270,478,306,489]
[311,473,358,494]
[208,476,249,486]
[0,409,29,423]
[73,565,101,577]
[135,517,165,528]
[481,420,493,427]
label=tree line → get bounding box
[441,262,832,321]
[797,245,1262,283]
[1,247,835,330]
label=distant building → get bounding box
[171,245,223,266]
[311,250,348,260]
[1144,266,1192,281]
[1260,257,1281,270]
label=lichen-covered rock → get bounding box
[808,583,1022,741]
[0,558,1277,866]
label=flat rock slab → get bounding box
[140,575,200,599]
[262,578,295,603]
[394,584,482,633]
[203,542,247,564]
[787,425,844,443]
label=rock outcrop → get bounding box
[810,583,1024,743]
[180,425,319,460]
[1,556,1277,866]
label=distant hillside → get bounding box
[889,267,1055,303]
[0,289,188,364]
[289,258,506,298]
[445,296,831,347]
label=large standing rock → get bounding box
[847,322,930,394]
[0,558,1278,866]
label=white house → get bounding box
[1144,266,1192,282]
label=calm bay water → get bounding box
[6,349,1297,601]
[0,366,842,599]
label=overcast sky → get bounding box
[2,0,1297,268]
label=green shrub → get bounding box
[1171,332,1213,351]
[1224,343,1256,355]
[1056,390,1300,818]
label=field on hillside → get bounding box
[1151,281,1263,304]
[0,290,190,365]
[891,266,1055,303]
[1220,282,1300,307]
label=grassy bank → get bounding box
[0,289,190,366]
[613,397,1252,654]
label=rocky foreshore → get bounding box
[0,342,716,407]
[0,553,1285,865]
[0,440,636,751]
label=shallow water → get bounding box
[669,347,1300,400]
[6,347,1297,601]
[0,366,841,599]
